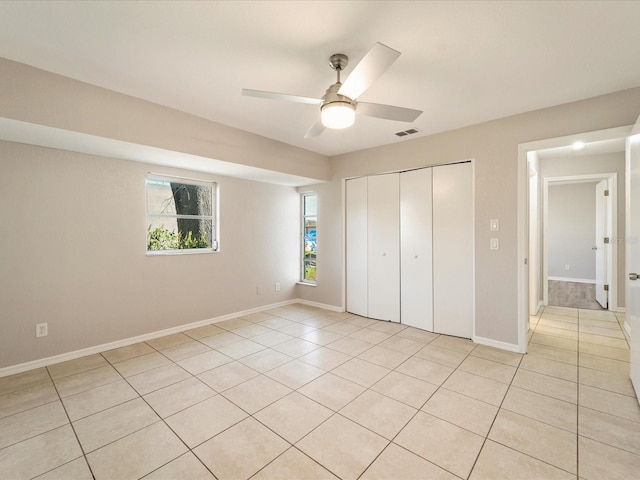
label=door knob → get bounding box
[631,273,639,281]
[592,246,598,250]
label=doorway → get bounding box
[542,174,617,311]
[517,125,632,352]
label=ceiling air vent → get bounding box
[395,128,420,137]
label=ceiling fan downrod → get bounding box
[329,53,348,84]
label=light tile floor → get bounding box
[1,304,639,479]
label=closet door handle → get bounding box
[630,273,639,281]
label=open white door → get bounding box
[594,180,609,309]
[628,115,640,401]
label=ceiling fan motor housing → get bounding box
[321,82,355,108]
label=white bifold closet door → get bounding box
[400,168,433,330]
[346,163,472,337]
[367,174,400,322]
[432,162,473,338]
[345,176,368,318]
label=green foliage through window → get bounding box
[146,175,217,254]
[147,226,210,251]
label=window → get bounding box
[302,193,317,283]
[146,174,218,254]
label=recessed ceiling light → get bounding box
[572,141,586,151]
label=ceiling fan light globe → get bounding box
[321,102,356,129]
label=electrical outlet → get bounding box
[565,265,570,270]
[257,285,263,295]
[275,283,281,291]
[36,323,48,338]
[490,238,499,250]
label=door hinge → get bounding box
[604,189,609,196]
[604,237,610,244]
[604,284,609,291]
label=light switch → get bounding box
[490,219,500,231]
[490,238,499,250]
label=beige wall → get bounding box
[1,57,640,368]
[299,88,640,346]
[0,141,301,369]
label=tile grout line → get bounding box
[138,308,352,479]
[478,326,580,477]
[576,308,581,480]
[43,363,97,480]
[464,342,526,480]
[4,304,635,479]
[242,324,465,479]
[486,305,581,477]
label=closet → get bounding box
[345,162,473,338]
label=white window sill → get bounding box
[297,281,317,287]
[146,249,218,256]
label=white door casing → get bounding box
[400,168,434,330]
[528,152,541,316]
[627,115,640,400]
[595,179,609,309]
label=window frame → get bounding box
[145,173,219,256]
[301,192,317,284]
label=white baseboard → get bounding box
[625,321,631,337]
[473,335,524,354]
[296,298,344,313]
[548,276,596,284]
[0,299,340,378]
[614,307,626,313]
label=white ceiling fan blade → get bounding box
[304,119,326,138]
[357,102,422,122]
[242,89,322,105]
[338,42,401,100]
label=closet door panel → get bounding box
[346,177,369,317]
[400,168,433,330]
[367,173,400,322]
[433,162,473,338]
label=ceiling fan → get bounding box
[242,42,423,138]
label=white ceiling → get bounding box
[1,1,640,157]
